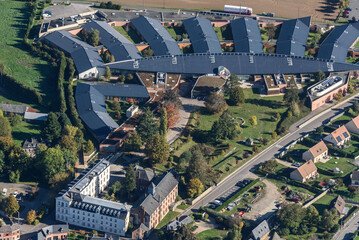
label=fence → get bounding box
[302,189,329,208]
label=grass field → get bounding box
[97,0,340,22]
[155,211,180,229]
[197,229,228,240]
[12,120,42,146]
[0,1,54,107]
[312,194,336,214]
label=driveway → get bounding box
[349,0,359,20]
[243,179,284,220]
[193,217,218,234]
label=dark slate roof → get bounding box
[0,103,28,114]
[318,22,359,62]
[41,30,103,74]
[276,17,311,56]
[140,171,178,216]
[352,170,359,181]
[37,225,68,240]
[135,165,155,182]
[231,17,263,54]
[251,220,270,240]
[75,82,149,140]
[130,16,181,56]
[82,20,142,61]
[182,17,222,53]
[105,52,359,75]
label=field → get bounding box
[98,0,340,22]
[0,1,54,107]
[197,229,228,240]
[12,121,42,146]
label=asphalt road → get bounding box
[334,213,359,240]
[179,93,359,217]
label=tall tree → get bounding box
[163,89,182,109]
[87,28,100,46]
[283,78,299,105]
[277,204,306,235]
[205,92,228,114]
[0,117,11,137]
[322,208,339,231]
[159,107,167,137]
[249,116,258,126]
[137,107,158,142]
[26,209,37,224]
[228,86,245,105]
[124,131,142,151]
[4,195,19,217]
[124,164,136,195]
[211,111,240,140]
[42,112,61,144]
[315,70,326,82]
[165,103,180,128]
[187,178,204,198]
[145,135,170,165]
[104,67,111,80]
[186,151,213,185]
[38,147,65,182]
[84,140,95,153]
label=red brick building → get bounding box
[0,224,20,240]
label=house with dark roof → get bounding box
[290,160,318,183]
[130,16,181,56]
[231,17,263,54]
[0,103,28,115]
[182,17,222,54]
[249,220,270,240]
[40,30,104,79]
[22,138,47,157]
[350,170,359,186]
[37,224,68,240]
[75,82,150,140]
[0,224,20,240]
[276,17,311,57]
[345,115,359,135]
[167,216,193,231]
[318,22,359,62]
[333,195,349,218]
[302,140,328,163]
[132,170,179,237]
[135,165,155,191]
[82,20,142,61]
[324,125,351,147]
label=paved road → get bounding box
[333,213,359,240]
[179,93,359,217]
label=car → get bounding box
[2,188,7,196]
[346,7,352,11]
[292,162,301,167]
[236,181,245,187]
[243,194,249,197]
[13,192,18,198]
[243,179,252,185]
[214,200,223,206]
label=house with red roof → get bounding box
[290,160,318,183]
[302,140,328,163]
[345,115,359,135]
[323,125,351,147]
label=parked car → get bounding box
[346,7,352,11]
[236,181,245,187]
[2,188,7,196]
[243,179,252,185]
[292,162,301,167]
[214,200,223,206]
[13,192,18,198]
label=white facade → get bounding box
[78,67,103,79]
[55,159,131,237]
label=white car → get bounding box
[2,188,7,196]
[214,200,222,206]
[13,192,18,198]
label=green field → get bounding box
[12,120,42,146]
[155,211,180,229]
[0,1,54,106]
[312,194,337,214]
[197,229,228,240]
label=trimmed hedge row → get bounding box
[215,178,260,211]
[23,0,38,43]
[343,206,359,224]
[66,83,84,130]
[56,54,67,113]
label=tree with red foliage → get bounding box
[165,103,180,128]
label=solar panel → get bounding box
[336,136,342,142]
[343,132,349,138]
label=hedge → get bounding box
[0,73,42,105]
[55,54,67,113]
[23,0,38,43]
[343,206,359,224]
[215,178,260,211]
[66,83,84,130]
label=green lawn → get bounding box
[113,26,138,44]
[213,27,223,41]
[197,229,228,240]
[177,203,191,210]
[166,27,177,40]
[316,157,357,177]
[312,194,336,214]
[12,120,42,146]
[155,211,180,229]
[0,1,54,106]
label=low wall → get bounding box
[302,189,329,208]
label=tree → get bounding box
[283,78,299,105]
[137,107,158,142]
[142,48,154,57]
[187,178,204,198]
[277,204,306,234]
[249,116,257,126]
[165,103,180,128]
[4,195,19,217]
[315,70,326,82]
[38,147,66,181]
[9,114,22,127]
[87,28,100,46]
[59,135,77,152]
[127,73,134,81]
[272,131,277,139]
[26,209,37,224]
[354,101,359,113]
[145,135,170,165]
[165,225,199,240]
[159,107,167,137]
[225,224,242,240]
[262,138,268,146]
[186,151,213,185]
[104,67,111,80]
[205,92,228,114]
[259,159,278,174]
[42,112,61,143]
[227,74,240,88]
[348,84,354,94]
[0,151,4,173]
[110,101,121,111]
[211,111,240,140]
[163,89,182,109]
[0,117,11,137]
[290,102,300,117]
[124,164,136,195]
[334,92,343,101]
[228,86,245,105]
[84,140,94,153]
[124,131,142,152]
[322,208,339,231]
[117,75,125,83]
[252,145,259,153]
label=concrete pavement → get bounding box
[179,93,359,217]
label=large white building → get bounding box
[55,159,131,236]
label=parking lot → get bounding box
[44,2,94,21]
[349,0,359,20]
